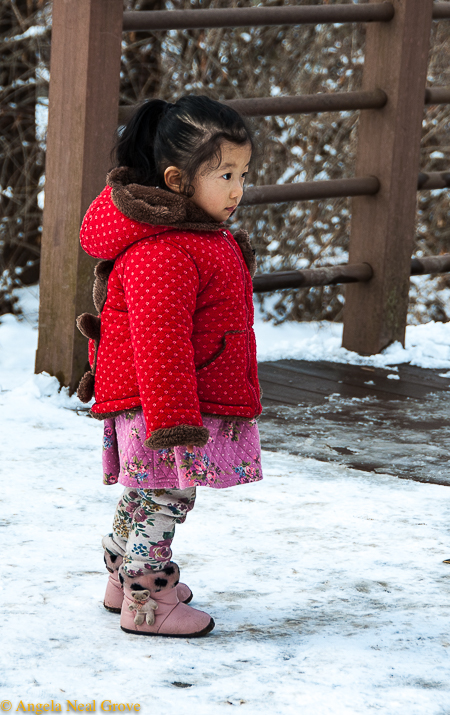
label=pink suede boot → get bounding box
[103,550,192,613]
[105,570,125,613]
[119,563,214,638]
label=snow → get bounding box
[6,25,48,43]
[2,287,450,713]
[254,301,450,370]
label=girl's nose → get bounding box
[230,181,243,201]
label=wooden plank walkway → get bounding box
[258,360,450,486]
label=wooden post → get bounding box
[342,0,434,355]
[35,0,123,392]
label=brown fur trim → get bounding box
[93,260,114,313]
[145,424,210,450]
[95,259,115,281]
[77,371,95,403]
[119,562,180,593]
[76,313,101,342]
[107,168,256,274]
[93,279,107,314]
[107,167,224,233]
[233,228,257,278]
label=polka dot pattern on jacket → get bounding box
[81,185,261,445]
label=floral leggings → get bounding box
[103,487,196,577]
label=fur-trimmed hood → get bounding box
[80,167,256,277]
[108,166,223,233]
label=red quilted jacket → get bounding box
[79,168,262,449]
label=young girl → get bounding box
[77,95,262,638]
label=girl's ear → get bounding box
[164,166,183,193]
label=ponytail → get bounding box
[115,99,168,186]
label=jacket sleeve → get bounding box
[121,239,209,450]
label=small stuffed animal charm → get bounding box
[128,589,158,625]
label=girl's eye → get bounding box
[241,171,248,180]
[222,173,232,180]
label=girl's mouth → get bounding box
[226,205,237,213]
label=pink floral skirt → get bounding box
[102,410,263,490]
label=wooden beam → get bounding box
[252,254,450,293]
[342,0,434,355]
[242,176,380,205]
[35,0,123,392]
[225,89,388,117]
[433,3,450,19]
[118,89,388,124]
[425,86,450,104]
[122,3,395,32]
[418,171,450,189]
[118,84,450,126]
[252,263,373,292]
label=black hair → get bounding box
[114,95,253,195]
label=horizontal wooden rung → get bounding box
[425,86,450,104]
[117,86,450,126]
[118,91,387,124]
[122,3,395,32]
[242,170,450,206]
[224,90,388,116]
[233,87,450,114]
[253,254,450,293]
[226,87,450,116]
[411,254,450,275]
[253,263,373,292]
[122,3,449,33]
[417,171,450,190]
[433,3,450,19]
[242,177,380,205]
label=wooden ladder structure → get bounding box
[35,0,450,392]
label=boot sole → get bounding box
[121,617,215,638]
[104,603,122,614]
[104,592,193,614]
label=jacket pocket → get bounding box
[195,330,244,372]
[196,330,251,407]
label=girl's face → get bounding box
[190,141,252,222]
[165,141,252,223]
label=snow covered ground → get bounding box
[255,297,450,372]
[2,287,450,714]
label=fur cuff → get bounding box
[119,562,180,593]
[77,371,95,403]
[144,424,210,449]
